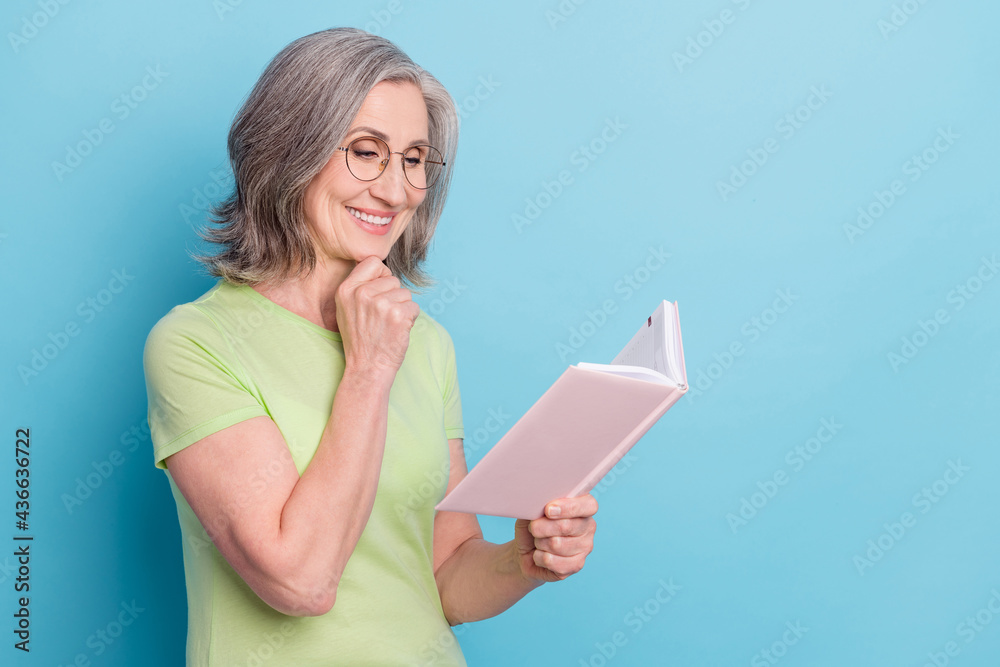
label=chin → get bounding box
[355,251,389,264]
[348,243,393,264]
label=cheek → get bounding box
[407,190,429,216]
[306,161,365,207]
[395,192,427,227]
[392,212,414,239]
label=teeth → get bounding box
[348,206,391,226]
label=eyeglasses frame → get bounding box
[336,136,446,190]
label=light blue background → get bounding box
[2,1,998,665]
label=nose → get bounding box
[368,152,408,207]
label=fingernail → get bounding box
[548,505,561,518]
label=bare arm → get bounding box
[165,257,418,617]
[432,438,541,625]
[432,438,598,625]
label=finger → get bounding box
[403,300,420,322]
[545,494,598,520]
[353,275,403,299]
[359,255,393,277]
[392,300,420,327]
[533,533,594,557]
[345,281,404,312]
[381,286,416,304]
[528,516,595,539]
[337,268,389,303]
[532,549,587,579]
[346,256,393,285]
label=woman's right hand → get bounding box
[165,255,419,616]
[334,255,420,381]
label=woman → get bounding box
[143,27,598,666]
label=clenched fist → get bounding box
[334,256,420,381]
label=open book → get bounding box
[436,300,688,519]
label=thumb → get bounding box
[362,255,393,278]
[346,256,392,286]
[514,519,534,554]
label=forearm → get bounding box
[435,537,543,625]
[275,366,393,610]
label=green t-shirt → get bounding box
[143,279,467,666]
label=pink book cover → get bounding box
[436,302,687,520]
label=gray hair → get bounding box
[194,27,459,291]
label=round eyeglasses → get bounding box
[336,136,445,190]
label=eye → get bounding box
[349,137,387,161]
[403,146,428,168]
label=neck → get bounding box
[251,257,355,332]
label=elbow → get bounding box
[274,575,338,617]
[234,535,342,616]
[290,585,337,617]
[254,562,339,617]
[442,608,463,627]
[303,576,338,616]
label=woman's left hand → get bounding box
[514,495,598,583]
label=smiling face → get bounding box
[302,80,430,271]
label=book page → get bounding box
[610,301,683,383]
[576,362,676,386]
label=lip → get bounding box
[346,205,397,236]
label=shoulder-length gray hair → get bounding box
[195,27,459,291]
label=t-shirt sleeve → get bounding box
[143,304,269,469]
[438,324,464,440]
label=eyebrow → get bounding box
[345,126,430,147]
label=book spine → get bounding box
[567,388,685,499]
[673,301,688,388]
